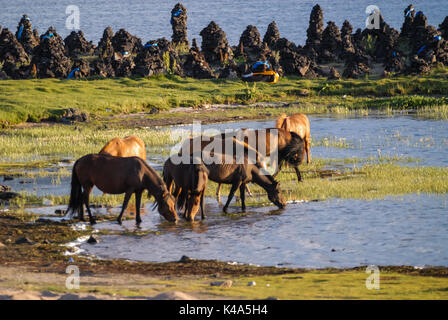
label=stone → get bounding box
[263,21,280,48]
[237,25,262,63]
[0,28,30,78]
[247,281,256,286]
[182,44,215,79]
[15,14,39,55]
[87,235,98,244]
[64,30,95,57]
[328,66,341,80]
[15,236,34,245]
[200,21,233,67]
[171,3,188,47]
[150,291,197,300]
[179,255,193,263]
[305,4,324,52]
[320,21,342,62]
[59,108,89,123]
[0,191,19,200]
[111,28,142,55]
[0,185,11,192]
[210,280,233,288]
[97,27,115,59]
[439,16,448,40]
[30,27,72,78]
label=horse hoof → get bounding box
[136,220,142,225]
[117,219,122,225]
[90,220,96,225]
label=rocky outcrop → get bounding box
[305,4,324,51]
[263,21,280,49]
[237,25,262,63]
[31,27,71,78]
[171,3,188,46]
[111,29,142,54]
[15,14,39,55]
[439,16,448,40]
[199,21,233,66]
[275,38,315,77]
[64,30,95,57]
[320,21,342,62]
[97,27,114,58]
[133,38,182,77]
[182,40,215,79]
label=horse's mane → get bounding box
[279,131,304,166]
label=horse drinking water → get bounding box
[66,154,177,225]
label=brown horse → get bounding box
[163,156,209,221]
[178,135,263,203]
[276,113,311,164]
[67,154,177,225]
[210,128,305,182]
[99,136,147,160]
[202,151,286,213]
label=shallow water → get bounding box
[79,194,448,268]
[9,114,448,267]
[1,1,445,46]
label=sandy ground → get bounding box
[0,265,216,300]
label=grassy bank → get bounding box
[1,66,448,125]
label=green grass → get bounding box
[0,125,178,161]
[1,67,448,125]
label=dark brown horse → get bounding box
[179,135,265,203]
[99,136,147,160]
[202,151,286,213]
[67,154,177,225]
[228,128,305,182]
[163,156,209,221]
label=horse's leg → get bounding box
[200,191,206,220]
[82,185,95,225]
[117,191,133,225]
[239,183,246,212]
[216,183,222,205]
[223,182,240,214]
[306,138,311,164]
[294,166,302,182]
[245,184,253,197]
[135,190,143,226]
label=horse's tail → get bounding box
[67,161,83,218]
[276,113,289,130]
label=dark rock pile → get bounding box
[275,38,314,77]
[97,26,114,58]
[64,30,95,57]
[31,27,71,78]
[263,21,280,49]
[305,4,324,52]
[59,108,89,123]
[320,21,342,62]
[1,5,447,81]
[111,28,142,54]
[183,38,215,79]
[133,38,182,77]
[200,21,233,66]
[15,14,39,55]
[171,3,188,46]
[341,20,355,60]
[237,25,262,62]
[440,16,448,40]
[0,28,30,79]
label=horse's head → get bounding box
[155,191,178,222]
[285,132,305,166]
[268,180,286,209]
[185,167,208,221]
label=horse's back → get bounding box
[100,136,147,160]
[276,113,310,140]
